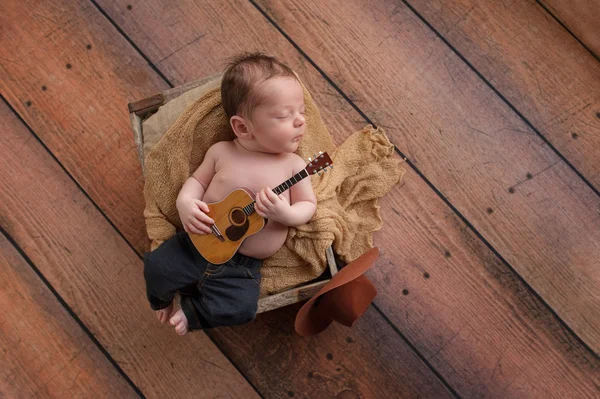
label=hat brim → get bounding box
[295,247,379,336]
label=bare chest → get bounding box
[203,151,294,203]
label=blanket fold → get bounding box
[142,76,405,295]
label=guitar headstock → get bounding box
[306,151,333,176]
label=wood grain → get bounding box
[0,0,170,253]
[0,101,258,398]
[214,302,454,399]
[255,0,600,353]
[0,234,137,398]
[541,0,600,57]
[406,0,600,189]
[95,0,600,396]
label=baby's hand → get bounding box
[177,198,214,235]
[255,187,291,223]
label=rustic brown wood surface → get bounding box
[405,0,600,190]
[0,233,137,398]
[95,0,600,397]
[541,0,600,57]
[0,1,454,398]
[214,302,454,398]
[0,102,259,397]
[0,0,168,254]
[255,0,600,353]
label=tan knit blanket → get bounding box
[143,77,405,295]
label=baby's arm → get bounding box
[176,143,220,234]
[281,154,317,226]
[255,154,317,226]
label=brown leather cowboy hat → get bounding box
[295,247,379,336]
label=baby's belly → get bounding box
[238,220,289,259]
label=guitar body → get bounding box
[188,188,265,264]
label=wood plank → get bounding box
[95,0,600,397]
[0,234,137,398]
[541,0,600,57]
[405,0,600,189]
[216,304,454,398]
[0,0,169,253]
[0,101,259,397]
[253,0,600,353]
[0,3,451,398]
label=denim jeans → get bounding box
[143,231,262,331]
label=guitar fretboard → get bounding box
[243,169,309,216]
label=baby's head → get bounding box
[221,52,306,154]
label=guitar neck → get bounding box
[244,169,310,216]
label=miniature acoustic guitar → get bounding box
[189,151,333,264]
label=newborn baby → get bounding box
[143,53,317,335]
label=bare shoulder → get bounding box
[206,140,234,157]
[288,152,307,173]
[204,140,236,168]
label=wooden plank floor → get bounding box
[540,0,600,58]
[1,0,599,398]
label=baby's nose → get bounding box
[294,114,305,127]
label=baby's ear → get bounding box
[230,116,252,139]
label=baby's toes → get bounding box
[169,310,189,335]
[156,310,166,323]
[175,323,188,335]
[169,310,184,326]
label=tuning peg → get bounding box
[319,151,323,155]
[308,157,312,161]
[313,153,317,159]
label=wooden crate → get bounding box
[128,77,339,314]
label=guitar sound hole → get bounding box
[230,208,246,225]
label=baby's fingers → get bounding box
[260,189,274,206]
[255,193,264,208]
[186,223,204,235]
[193,209,214,225]
[191,219,211,234]
[254,201,266,217]
[264,187,279,202]
[197,222,212,234]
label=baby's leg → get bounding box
[198,255,262,328]
[143,232,207,324]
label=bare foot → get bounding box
[155,302,174,324]
[169,309,189,335]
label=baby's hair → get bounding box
[221,52,298,119]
